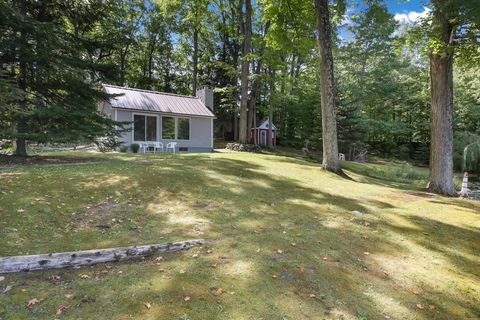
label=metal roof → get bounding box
[103,84,215,118]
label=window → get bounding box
[133,115,157,141]
[162,117,175,139]
[177,118,190,140]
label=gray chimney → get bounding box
[196,86,214,111]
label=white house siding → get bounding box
[114,109,213,152]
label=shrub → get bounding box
[361,164,427,184]
[130,143,140,153]
[119,145,128,153]
[463,142,480,174]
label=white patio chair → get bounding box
[338,153,345,161]
[166,142,177,153]
[139,142,149,154]
[153,142,164,153]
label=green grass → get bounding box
[0,151,479,319]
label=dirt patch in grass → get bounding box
[68,199,126,230]
[0,154,99,168]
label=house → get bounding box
[100,84,215,152]
[250,119,277,146]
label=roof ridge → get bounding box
[102,83,198,99]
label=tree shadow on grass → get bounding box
[2,152,479,319]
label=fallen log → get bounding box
[0,239,206,274]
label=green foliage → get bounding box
[0,0,125,154]
[463,142,480,174]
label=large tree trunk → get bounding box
[427,3,456,196]
[314,0,340,173]
[192,27,199,95]
[238,0,252,144]
[15,121,27,157]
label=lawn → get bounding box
[0,151,479,319]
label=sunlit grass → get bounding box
[0,151,478,319]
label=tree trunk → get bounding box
[238,0,252,144]
[15,121,27,157]
[426,2,457,196]
[268,68,275,147]
[15,12,28,157]
[192,27,199,95]
[314,0,340,173]
[0,239,206,274]
[427,52,456,195]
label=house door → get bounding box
[260,131,266,145]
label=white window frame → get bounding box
[132,113,159,142]
[176,117,191,141]
[160,116,191,141]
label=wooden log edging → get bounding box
[0,239,207,274]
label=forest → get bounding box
[0,0,479,194]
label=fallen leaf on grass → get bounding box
[271,274,278,279]
[79,274,90,279]
[410,288,420,295]
[183,296,191,301]
[143,302,151,309]
[416,304,424,310]
[64,293,74,299]
[192,253,199,258]
[276,249,283,254]
[27,298,40,309]
[17,209,25,213]
[210,287,223,296]
[309,294,316,298]
[364,252,370,255]
[55,304,69,315]
[290,242,297,247]
[3,285,12,294]
[428,304,436,310]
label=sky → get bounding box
[339,0,432,42]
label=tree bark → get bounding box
[15,4,28,157]
[426,10,456,195]
[238,0,252,143]
[314,0,340,173]
[268,68,275,147]
[192,27,199,95]
[0,239,206,274]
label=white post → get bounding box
[460,172,469,197]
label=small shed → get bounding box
[250,119,277,146]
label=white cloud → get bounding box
[394,7,431,25]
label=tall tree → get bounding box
[314,0,340,172]
[238,0,252,143]
[426,0,480,195]
[0,0,122,156]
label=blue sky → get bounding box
[339,0,431,42]
[386,0,429,14]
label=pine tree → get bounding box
[0,1,122,156]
